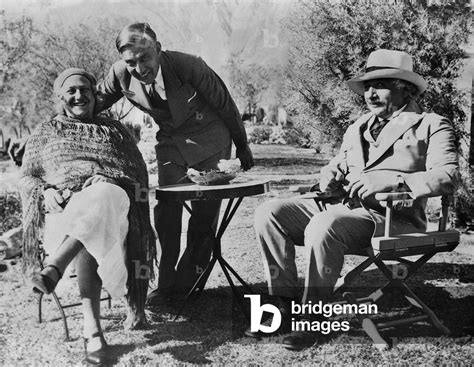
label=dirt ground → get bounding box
[1,144,473,365]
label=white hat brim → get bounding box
[346,69,427,96]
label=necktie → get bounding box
[148,82,169,110]
[370,117,389,141]
[148,82,158,102]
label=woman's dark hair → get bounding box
[115,22,161,53]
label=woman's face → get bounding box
[59,75,95,119]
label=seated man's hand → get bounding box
[319,164,346,192]
[346,171,396,200]
[44,188,64,213]
[82,175,117,189]
[7,138,27,166]
[236,144,254,171]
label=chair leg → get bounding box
[101,291,112,309]
[397,280,451,336]
[374,256,451,336]
[51,290,70,342]
[38,290,112,341]
[334,257,375,294]
[343,292,390,351]
[38,293,44,323]
[338,250,451,350]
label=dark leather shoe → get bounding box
[83,332,109,365]
[146,288,174,306]
[32,264,62,294]
[282,330,319,351]
[244,310,292,338]
[146,288,187,307]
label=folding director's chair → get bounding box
[37,244,112,342]
[291,186,460,350]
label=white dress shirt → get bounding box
[148,66,167,100]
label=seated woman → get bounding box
[19,68,156,365]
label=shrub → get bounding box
[284,0,472,226]
[284,1,470,145]
[284,127,312,148]
[248,126,274,144]
[0,191,22,234]
[268,126,286,144]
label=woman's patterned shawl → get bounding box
[19,114,156,315]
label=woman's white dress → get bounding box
[44,182,129,298]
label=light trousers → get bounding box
[254,198,418,302]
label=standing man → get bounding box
[248,49,458,350]
[98,22,254,304]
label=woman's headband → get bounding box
[53,68,97,95]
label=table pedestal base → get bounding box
[174,198,255,320]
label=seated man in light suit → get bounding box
[248,49,459,350]
[97,22,254,303]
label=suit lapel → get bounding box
[127,77,154,110]
[160,52,187,124]
[348,115,371,169]
[365,111,425,169]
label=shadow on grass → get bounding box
[143,283,268,363]
[141,263,472,362]
[253,157,328,168]
[334,262,474,341]
[106,343,140,364]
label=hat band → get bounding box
[365,66,401,73]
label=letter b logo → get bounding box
[245,295,281,333]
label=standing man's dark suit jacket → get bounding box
[97,50,247,167]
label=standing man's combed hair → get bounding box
[115,22,159,53]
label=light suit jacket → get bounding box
[97,51,247,166]
[325,100,459,232]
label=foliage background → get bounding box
[0,0,472,216]
[282,0,472,221]
[284,0,471,148]
[0,1,472,364]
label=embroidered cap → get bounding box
[53,68,97,95]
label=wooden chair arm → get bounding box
[375,192,413,202]
[376,192,454,236]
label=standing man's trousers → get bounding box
[254,198,419,302]
[154,143,231,293]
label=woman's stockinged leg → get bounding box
[75,248,101,336]
[43,235,84,283]
[75,248,106,351]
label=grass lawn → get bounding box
[1,143,473,365]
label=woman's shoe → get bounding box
[83,332,109,365]
[32,264,62,294]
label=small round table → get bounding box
[155,179,270,319]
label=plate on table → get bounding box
[187,170,237,185]
[186,159,241,186]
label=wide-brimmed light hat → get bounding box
[346,49,427,96]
